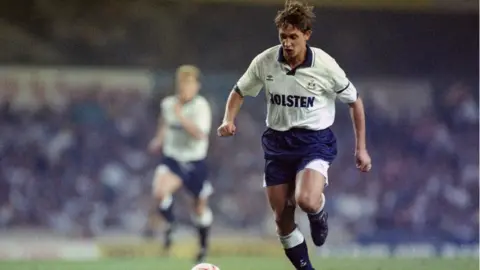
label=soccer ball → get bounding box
[191,263,220,270]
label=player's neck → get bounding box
[177,95,195,104]
[285,49,307,69]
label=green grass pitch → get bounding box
[0,257,478,270]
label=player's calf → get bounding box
[280,227,315,270]
[153,191,177,250]
[304,193,328,247]
[296,168,329,247]
[156,194,176,251]
[276,205,315,270]
[152,167,182,224]
[157,194,175,223]
[268,185,315,270]
[152,167,182,251]
[274,200,297,236]
[192,198,213,263]
[142,193,176,250]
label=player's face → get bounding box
[176,74,200,102]
[278,24,311,60]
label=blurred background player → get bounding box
[145,65,213,263]
[218,1,371,269]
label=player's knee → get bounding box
[296,191,323,214]
[152,186,167,202]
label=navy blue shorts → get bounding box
[262,127,337,186]
[161,156,210,198]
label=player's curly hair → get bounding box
[274,0,316,33]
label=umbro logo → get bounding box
[266,75,274,81]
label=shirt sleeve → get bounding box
[159,97,169,115]
[329,60,358,104]
[234,55,264,97]
[192,99,212,135]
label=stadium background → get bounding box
[0,0,478,269]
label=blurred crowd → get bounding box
[0,87,156,236]
[333,81,479,245]
[0,76,478,245]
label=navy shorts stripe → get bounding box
[262,128,337,186]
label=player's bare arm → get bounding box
[348,97,372,172]
[148,117,166,153]
[217,90,243,137]
[174,102,206,140]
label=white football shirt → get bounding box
[234,45,358,131]
[161,95,211,162]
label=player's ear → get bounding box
[304,30,312,41]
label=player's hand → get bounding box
[217,121,236,137]
[174,102,183,118]
[148,138,162,154]
[355,149,372,172]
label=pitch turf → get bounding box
[0,257,478,270]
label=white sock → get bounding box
[192,207,213,227]
[159,194,173,210]
[279,227,305,249]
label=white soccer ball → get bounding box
[191,263,220,270]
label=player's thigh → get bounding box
[192,182,213,215]
[184,161,211,213]
[295,159,329,209]
[264,158,296,204]
[152,164,183,199]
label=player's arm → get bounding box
[334,82,365,149]
[175,101,211,140]
[148,116,166,153]
[348,96,366,153]
[176,115,205,140]
[222,89,244,124]
[218,55,263,136]
[332,69,372,172]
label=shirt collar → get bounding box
[277,44,314,68]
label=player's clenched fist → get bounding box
[217,121,236,137]
[355,149,372,172]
